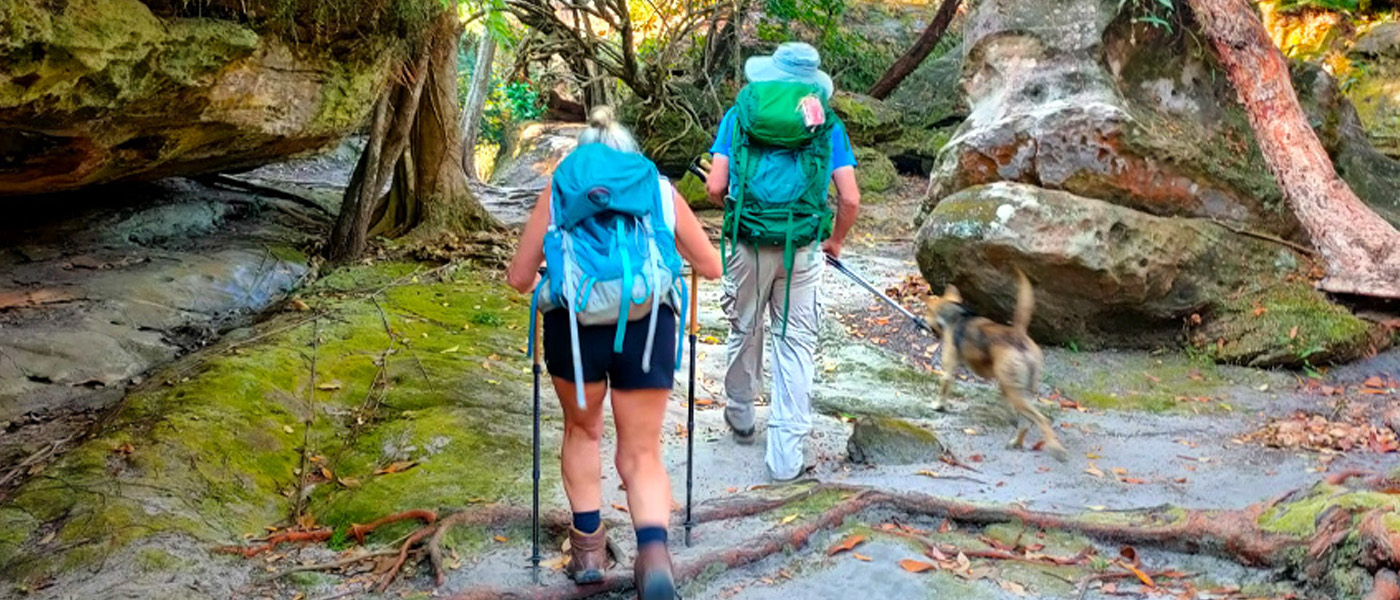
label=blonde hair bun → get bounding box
[588,106,616,129]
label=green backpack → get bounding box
[724,80,841,336]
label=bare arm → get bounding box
[505,187,551,293]
[822,166,861,258]
[705,155,729,207]
[672,188,722,279]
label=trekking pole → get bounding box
[530,302,543,584]
[823,254,934,333]
[684,269,698,547]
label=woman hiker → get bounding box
[507,107,722,599]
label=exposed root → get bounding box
[349,509,438,545]
[214,529,334,558]
[377,523,439,593]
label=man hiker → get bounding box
[704,42,861,482]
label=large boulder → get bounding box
[926,0,1295,235]
[915,182,1380,365]
[0,0,405,197]
[846,416,944,465]
[488,122,583,189]
[831,91,902,147]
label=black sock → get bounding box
[635,525,668,548]
[573,510,601,534]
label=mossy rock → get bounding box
[674,169,714,210]
[831,91,902,146]
[1191,279,1385,368]
[854,147,898,195]
[0,262,554,593]
[0,0,393,196]
[879,126,954,176]
[629,104,713,177]
[846,416,944,465]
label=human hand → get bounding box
[821,238,843,259]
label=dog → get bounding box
[924,269,1069,463]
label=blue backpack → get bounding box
[528,143,689,409]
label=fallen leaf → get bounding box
[112,443,135,455]
[1143,372,1161,383]
[316,382,341,391]
[827,534,867,555]
[1289,326,1299,340]
[374,461,417,475]
[493,535,508,543]
[319,466,333,480]
[915,469,941,479]
[726,487,738,494]
[282,425,295,435]
[938,520,951,534]
[695,398,715,406]
[925,546,948,561]
[1253,305,1267,317]
[1128,564,1156,588]
[612,503,630,514]
[440,345,460,354]
[999,580,1029,597]
[1085,462,1105,478]
[851,552,872,562]
[899,559,937,573]
[1363,376,1385,389]
[1086,505,1108,511]
[289,299,310,312]
[1111,467,1128,476]
[779,514,799,525]
[337,477,361,489]
[1121,477,1147,485]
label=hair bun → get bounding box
[588,106,616,129]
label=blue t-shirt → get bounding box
[708,108,858,171]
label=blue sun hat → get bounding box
[744,42,835,100]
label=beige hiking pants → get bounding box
[721,241,823,480]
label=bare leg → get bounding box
[552,377,609,513]
[611,388,673,529]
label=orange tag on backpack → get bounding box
[799,95,825,129]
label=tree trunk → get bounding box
[866,0,959,100]
[328,12,499,263]
[397,16,498,241]
[1184,0,1400,298]
[460,31,497,181]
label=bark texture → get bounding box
[866,0,960,100]
[1185,0,1400,298]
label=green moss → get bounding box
[1258,483,1400,537]
[854,147,898,195]
[1060,353,1253,414]
[1198,279,1376,367]
[134,548,183,573]
[831,92,902,146]
[311,55,388,135]
[675,170,712,209]
[0,261,550,586]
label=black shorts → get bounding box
[542,305,677,390]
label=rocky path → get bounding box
[420,181,1400,600]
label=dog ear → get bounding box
[943,284,962,303]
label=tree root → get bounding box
[214,529,335,558]
[349,509,438,544]
[239,479,1400,597]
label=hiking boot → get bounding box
[567,525,608,584]
[724,409,756,445]
[634,542,676,600]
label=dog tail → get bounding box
[1011,267,1034,334]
